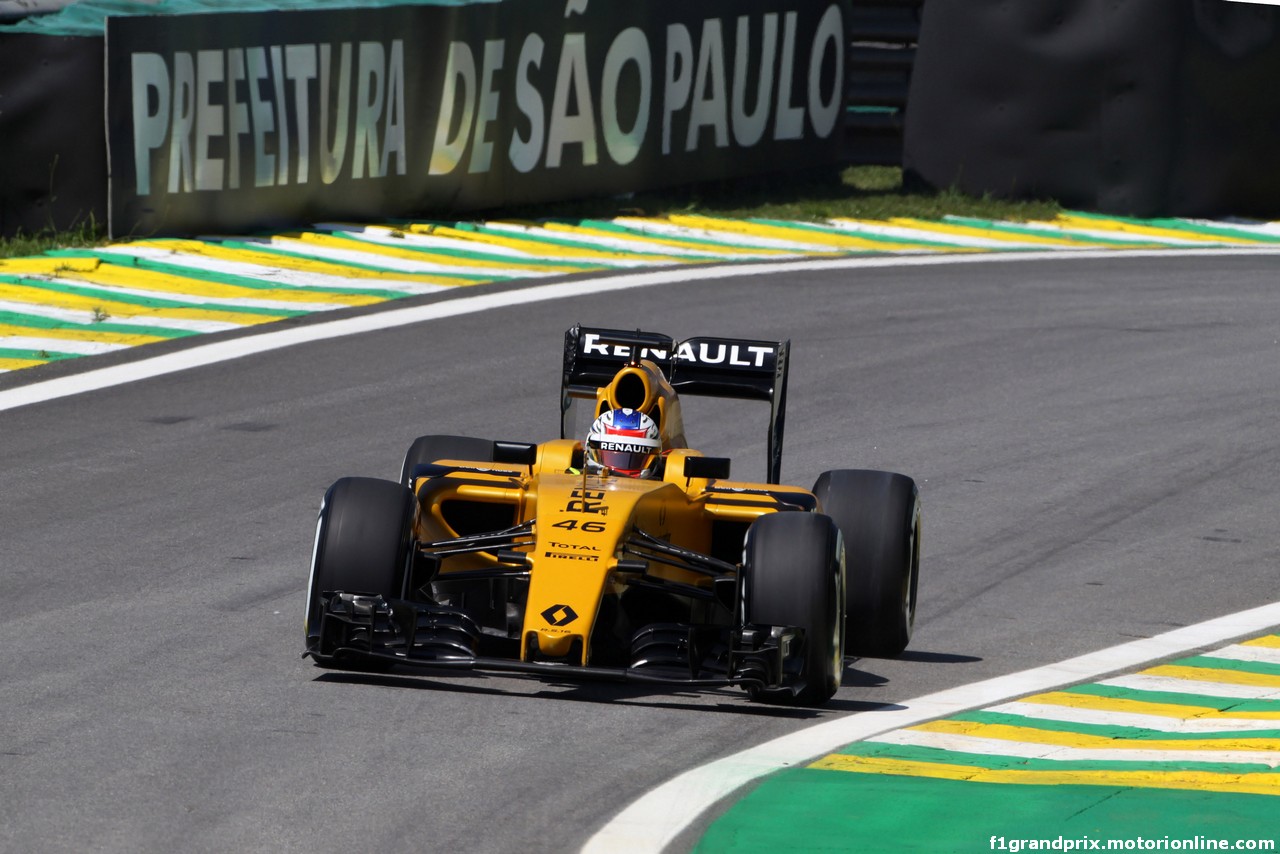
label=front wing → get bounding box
[305,591,809,696]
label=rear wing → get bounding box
[561,325,790,483]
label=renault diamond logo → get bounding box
[541,604,578,626]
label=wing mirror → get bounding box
[493,441,538,467]
[682,455,730,480]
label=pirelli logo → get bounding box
[545,551,599,562]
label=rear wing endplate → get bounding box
[562,325,790,483]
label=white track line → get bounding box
[5,247,1280,415]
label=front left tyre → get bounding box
[305,476,416,665]
[740,511,845,706]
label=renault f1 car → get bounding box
[304,325,921,706]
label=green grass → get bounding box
[0,167,1062,259]
[493,165,1062,223]
[0,216,106,260]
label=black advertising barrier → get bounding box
[105,0,850,238]
[0,33,107,237]
[902,0,1280,218]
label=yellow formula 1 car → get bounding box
[304,326,921,706]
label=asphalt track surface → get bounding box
[3,251,1280,853]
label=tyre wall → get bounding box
[902,0,1280,218]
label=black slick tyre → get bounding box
[399,435,494,487]
[812,469,921,658]
[306,476,417,665]
[740,511,844,706]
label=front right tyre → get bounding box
[812,469,921,658]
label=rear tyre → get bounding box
[306,476,417,666]
[741,512,844,706]
[399,435,494,487]
[812,470,921,658]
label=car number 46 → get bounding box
[553,519,606,533]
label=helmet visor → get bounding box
[597,447,657,475]
[590,438,659,476]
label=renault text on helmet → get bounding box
[585,408,662,477]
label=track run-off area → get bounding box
[6,211,1280,373]
[3,212,1280,853]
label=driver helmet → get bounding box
[585,408,662,478]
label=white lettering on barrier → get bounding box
[731,14,776,148]
[662,24,693,155]
[227,48,250,189]
[686,19,728,152]
[773,11,803,140]
[600,27,650,166]
[270,46,289,185]
[130,52,168,196]
[129,39,406,196]
[429,41,475,176]
[195,49,224,191]
[319,43,352,185]
[470,40,505,174]
[167,51,194,192]
[432,5,844,173]
[509,33,546,174]
[125,4,843,197]
[285,45,316,183]
[807,5,843,139]
[546,33,597,168]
